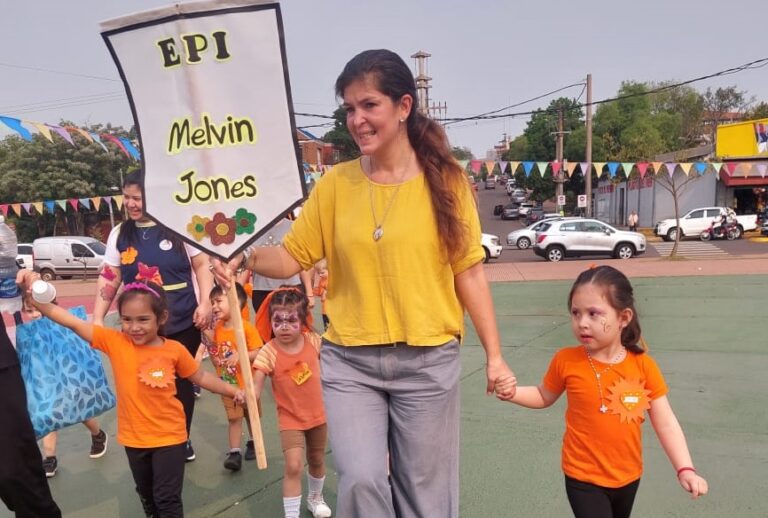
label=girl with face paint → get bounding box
[251,289,331,518]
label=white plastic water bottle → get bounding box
[0,215,22,313]
[31,280,57,304]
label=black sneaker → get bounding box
[43,456,58,478]
[90,429,108,459]
[244,440,256,461]
[192,384,201,398]
[223,451,242,471]
[185,441,196,462]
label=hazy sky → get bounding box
[1,0,766,158]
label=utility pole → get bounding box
[551,106,570,213]
[585,73,593,217]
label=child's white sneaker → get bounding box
[307,493,332,518]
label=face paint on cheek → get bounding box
[601,318,609,332]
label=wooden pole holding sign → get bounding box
[102,1,308,470]
[226,279,267,469]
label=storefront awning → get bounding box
[719,171,768,187]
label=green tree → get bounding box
[0,122,134,241]
[322,107,360,161]
[744,101,768,120]
[702,86,752,141]
[450,146,473,160]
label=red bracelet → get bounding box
[676,466,696,477]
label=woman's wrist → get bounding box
[676,466,696,477]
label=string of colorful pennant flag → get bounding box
[0,115,141,160]
[458,159,768,179]
[0,195,124,218]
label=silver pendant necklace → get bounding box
[367,152,412,242]
[585,346,626,413]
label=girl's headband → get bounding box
[123,282,161,298]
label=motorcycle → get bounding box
[700,220,738,241]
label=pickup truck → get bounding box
[654,207,757,241]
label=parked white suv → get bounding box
[533,219,646,262]
[654,206,757,241]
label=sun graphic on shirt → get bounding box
[137,357,175,389]
[605,377,652,424]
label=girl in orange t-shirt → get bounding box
[252,288,331,518]
[496,266,708,518]
[32,281,245,518]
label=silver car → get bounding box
[507,217,575,249]
[533,219,646,262]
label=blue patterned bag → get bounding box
[15,306,116,438]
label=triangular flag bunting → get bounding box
[90,132,108,152]
[21,203,31,215]
[710,162,723,173]
[113,195,124,209]
[30,122,54,142]
[49,125,75,145]
[741,162,753,177]
[522,162,534,176]
[566,162,579,177]
[509,161,520,175]
[607,162,620,177]
[756,163,768,178]
[118,137,141,160]
[636,162,649,178]
[66,126,94,143]
[621,162,634,176]
[79,198,92,210]
[0,205,7,217]
[536,162,549,177]
[91,197,102,211]
[579,162,590,176]
[724,162,738,176]
[102,134,130,158]
[32,202,43,214]
[10,204,21,217]
[44,201,55,213]
[484,161,496,175]
[550,161,561,174]
[499,161,508,174]
[470,160,482,173]
[457,159,469,171]
[593,162,606,176]
[651,162,663,175]
[664,163,677,177]
[68,199,79,211]
[0,117,33,141]
[694,162,708,175]
[680,163,693,176]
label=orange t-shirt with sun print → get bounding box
[542,346,668,488]
[91,326,199,448]
[252,333,326,431]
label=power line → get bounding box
[0,62,120,82]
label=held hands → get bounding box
[678,470,708,499]
[211,254,244,290]
[192,300,212,330]
[486,356,517,398]
[232,389,247,406]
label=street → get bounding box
[476,186,768,263]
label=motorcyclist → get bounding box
[712,212,728,238]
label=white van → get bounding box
[33,236,106,281]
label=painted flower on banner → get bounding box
[205,212,237,245]
[138,357,174,389]
[120,247,138,265]
[187,215,210,242]
[234,208,257,235]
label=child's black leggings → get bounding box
[125,443,186,517]
[565,475,640,518]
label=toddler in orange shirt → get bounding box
[202,283,262,471]
[32,281,244,517]
[496,266,708,518]
[252,288,331,518]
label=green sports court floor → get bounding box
[16,274,767,518]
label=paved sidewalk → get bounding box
[7,260,768,517]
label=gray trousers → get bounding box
[320,339,461,518]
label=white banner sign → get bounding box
[102,1,304,260]
[557,195,566,206]
[577,194,587,208]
